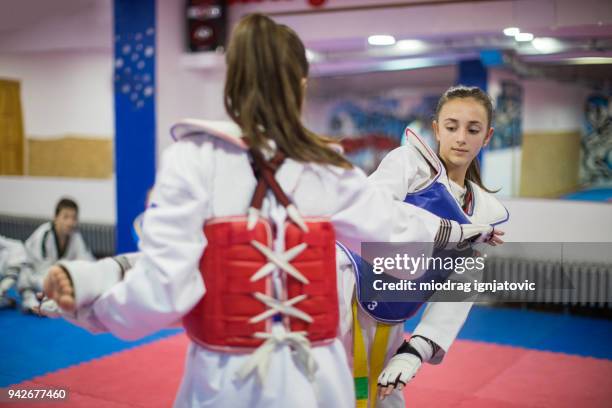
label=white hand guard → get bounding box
[459,222,494,243]
[54,253,141,311]
[378,335,436,391]
[57,258,123,309]
[377,353,422,388]
[435,219,494,250]
[111,252,141,277]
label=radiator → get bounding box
[0,214,115,258]
[484,257,612,308]
[2,214,610,309]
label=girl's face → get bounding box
[433,97,493,173]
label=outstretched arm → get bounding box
[44,141,210,340]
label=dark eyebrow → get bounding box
[443,118,458,123]
[467,121,483,126]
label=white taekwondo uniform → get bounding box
[56,120,443,408]
[340,128,508,408]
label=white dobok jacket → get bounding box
[59,120,443,408]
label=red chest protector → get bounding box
[182,147,339,352]
[183,217,338,351]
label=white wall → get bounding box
[483,69,522,197]
[482,147,522,197]
[0,1,115,223]
[155,0,228,159]
[0,0,112,54]
[0,0,226,222]
[0,51,114,138]
[495,197,612,263]
[522,78,591,133]
[231,0,612,45]
[501,197,612,242]
[0,177,115,223]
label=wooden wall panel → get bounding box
[0,79,25,175]
[27,136,113,179]
[520,131,581,198]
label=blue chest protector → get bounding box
[342,180,472,324]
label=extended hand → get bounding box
[377,353,422,400]
[486,228,505,246]
[43,265,76,312]
[455,223,505,249]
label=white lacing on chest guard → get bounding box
[235,235,318,385]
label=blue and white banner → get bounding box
[113,0,156,253]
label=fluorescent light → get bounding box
[515,32,534,42]
[564,57,612,65]
[305,49,316,62]
[309,55,458,77]
[395,39,426,52]
[531,37,564,54]
[503,27,520,36]
[368,35,396,46]
[379,56,455,71]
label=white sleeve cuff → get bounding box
[58,258,122,309]
[116,252,142,272]
[411,323,448,364]
[408,335,435,362]
[63,306,108,334]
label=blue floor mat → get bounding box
[562,187,612,202]
[405,305,612,360]
[0,308,181,387]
